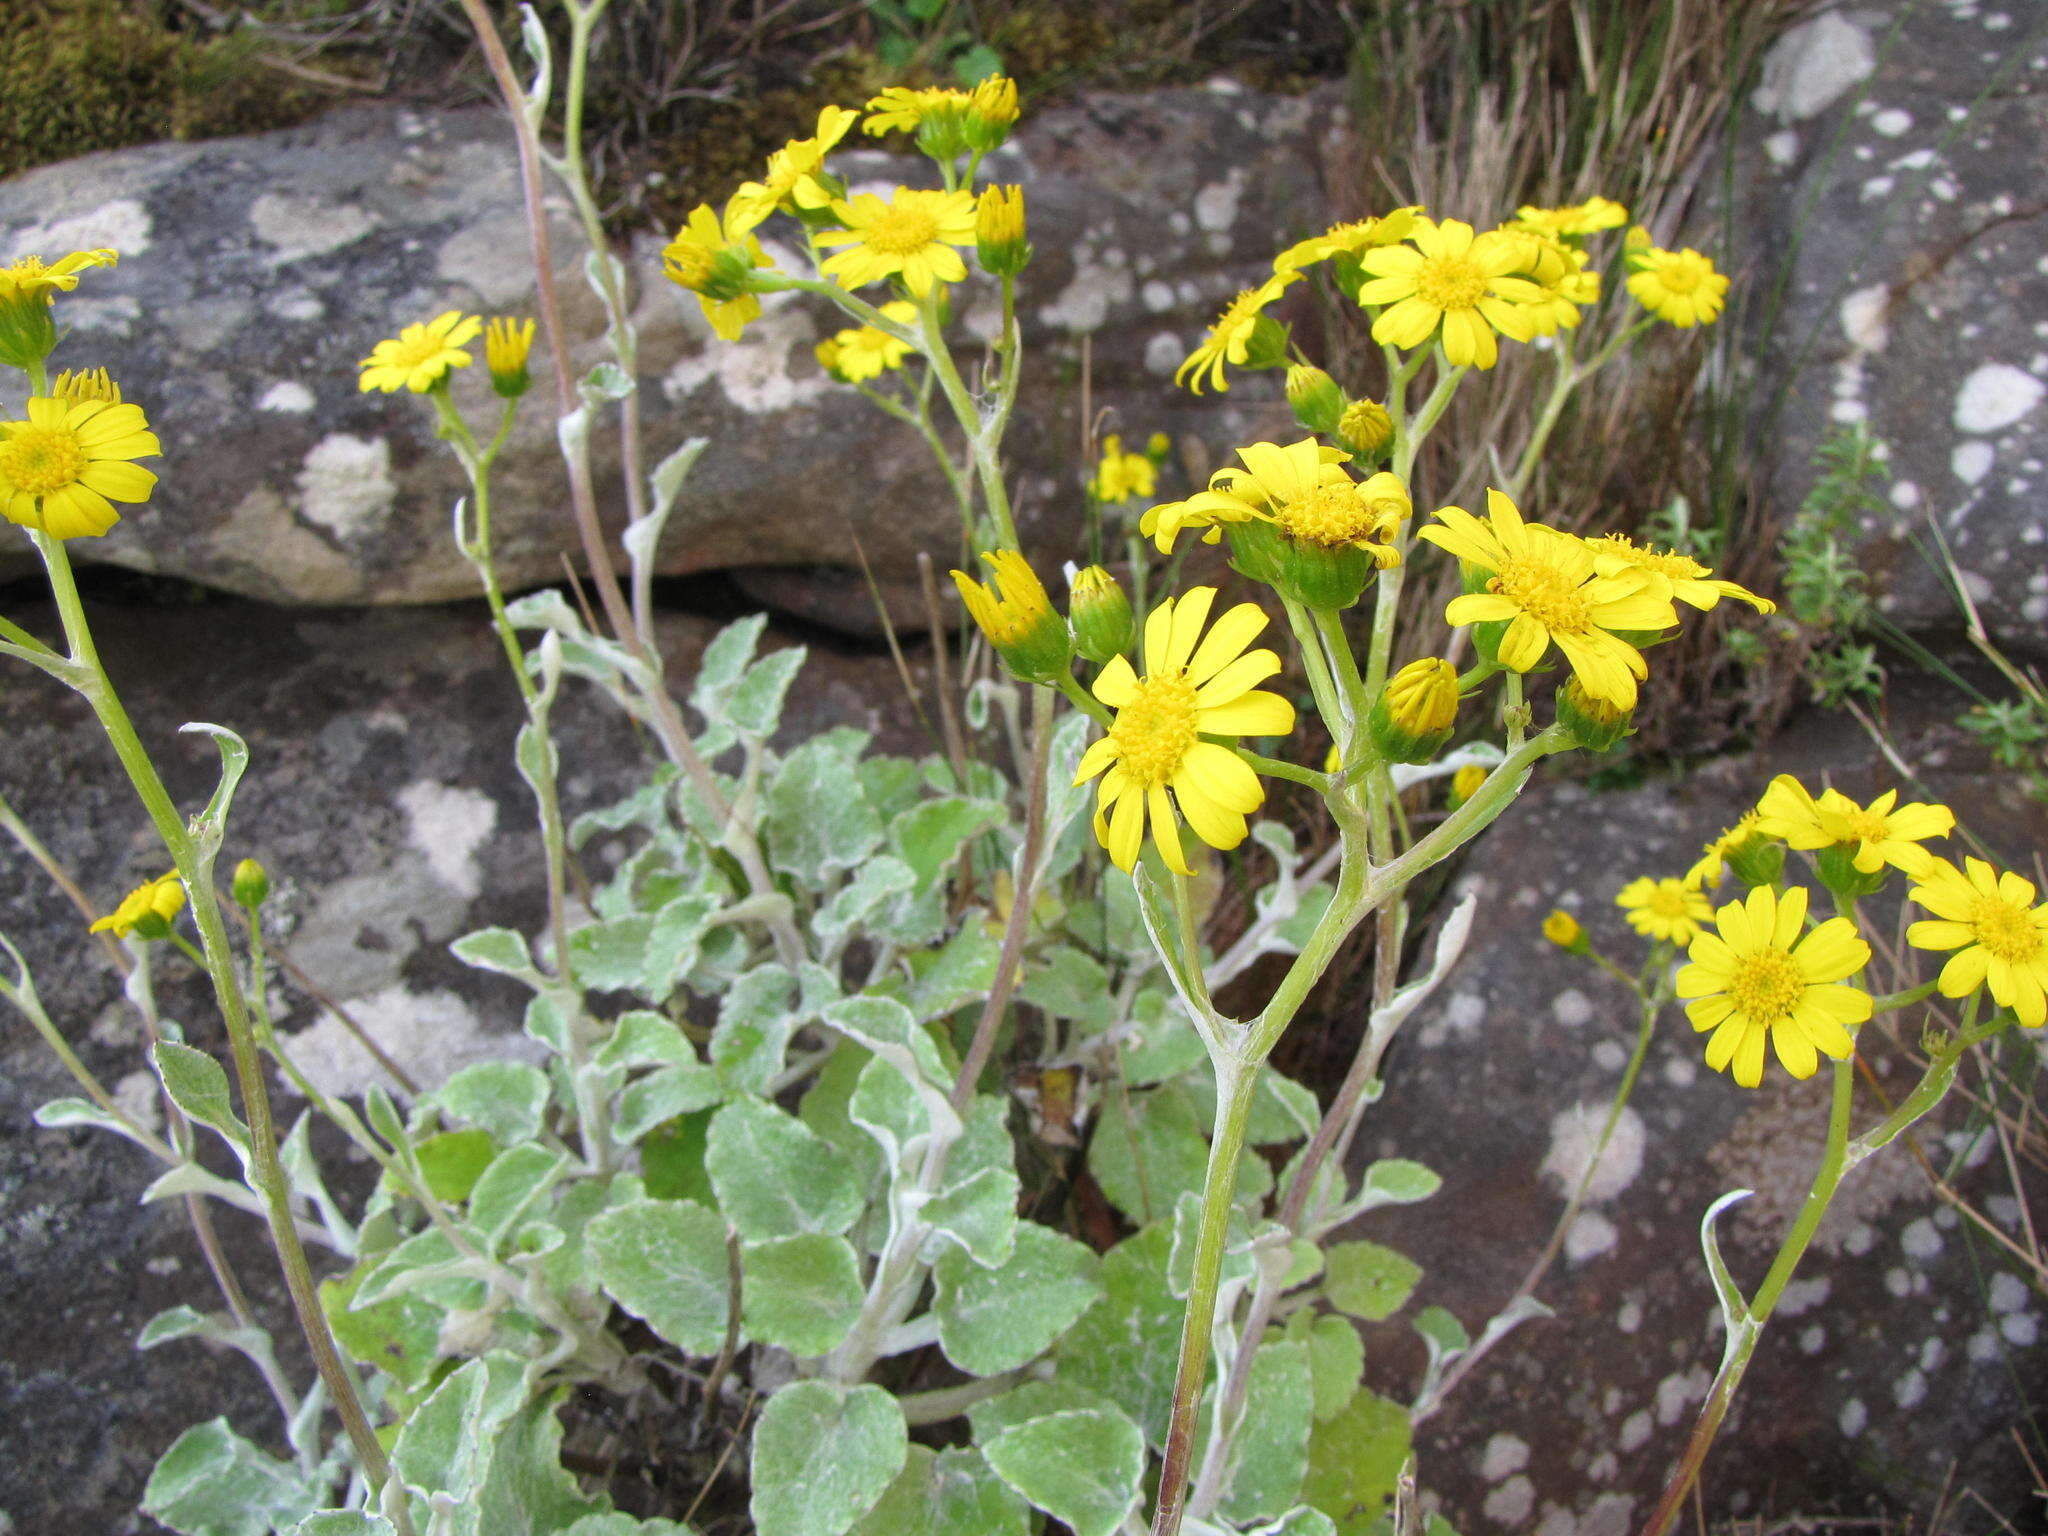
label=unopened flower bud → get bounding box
[1557,679,1632,753]
[50,367,120,405]
[952,549,1072,684]
[1449,762,1486,807]
[1067,565,1134,664]
[1368,658,1459,764]
[975,184,1030,277]
[232,858,271,909]
[1338,397,1393,460]
[485,317,535,398]
[964,76,1020,153]
[1285,364,1346,436]
[1543,908,1589,954]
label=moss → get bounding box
[0,0,318,181]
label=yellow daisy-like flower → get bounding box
[50,367,121,405]
[358,310,483,394]
[0,247,118,299]
[1175,271,1299,395]
[1543,908,1588,952]
[864,77,1018,155]
[1090,434,1155,503]
[1141,437,1408,564]
[1420,489,1678,709]
[1907,857,2048,1028]
[0,396,161,539]
[952,549,1071,683]
[1753,775,1954,877]
[1684,809,1766,890]
[1615,876,1713,944]
[1073,588,1296,874]
[1513,197,1628,239]
[1586,534,1775,614]
[1272,207,1423,274]
[815,188,978,299]
[1626,246,1729,328]
[728,105,859,230]
[663,195,776,341]
[1677,884,1871,1088]
[1355,219,1545,370]
[1508,233,1599,338]
[90,872,185,939]
[816,300,919,383]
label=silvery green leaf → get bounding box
[1165,1190,1259,1300]
[848,1055,926,1172]
[966,1379,1121,1443]
[587,1198,730,1356]
[34,1096,158,1151]
[934,1220,1100,1375]
[1323,1240,1422,1322]
[1054,1223,1182,1447]
[691,614,767,721]
[909,922,1002,1023]
[814,858,916,955]
[1117,989,1207,1084]
[1088,1081,1270,1229]
[615,1063,724,1143]
[983,1407,1145,1536]
[503,588,588,639]
[391,1354,529,1502]
[821,995,951,1090]
[524,993,570,1053]
[568,914,656,993]
[451,927,546,988]
[143,1418,321,1536]
[140,1161,266,1219]
[1701,1186,1756,1359]
[1243,1066,1320,1144]
[706,1097,862,1241]
[597,1010,698,1072]
[1353,1158,1442,1211]
[920,1163,1019,1269]
[1243,1509,1339,1536]
[364,1084,407,1153]
[643,892,718,1001]
[851,1445,1029,1536]
[291,1515,396,1535]
[468,1145,571,1248]
[437,1062,551,1145]
[711,965,798,1095]
[1282,1310,1365,1422]
[766,730,883,882]
[179,722,249,852]
[727,646,807,739]
[564,1516,698,1536]
[647,436,707,518]
[1016,946,1110,1029]
[137,1305,215,1349]
[740,1233,864,1356]
[151,1041,247,1153]
[352,1227,464,1308]
[1217,1340,1314,1522]
[889,797,1006,892]
[516,1,552,118]
[750,1381,907,1536]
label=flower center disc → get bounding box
[1111,673,1200,786]
[1839,809,1891,844]
[1490,556,1592,633]
[866,206,941,256]
[1278,485,1375,547]
[1648,885,1691,920]
[1970,896,2044,963]
[0,424,86,495]
[1727,947,1806,1024]
[1413,253,1488,311]
[1658,258,1704,294]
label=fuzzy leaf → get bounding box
[586,1198,730,1356]
[741,1233,864,1357]
[851,1445,1029,1536]
[983,1408,1145,1536]
[706,1097,862,1241]
[143,1419,319,1536]
[749,1381,907,1536]
[1217,1341,1314,1522]
[438,1062,552,1146]
[1054,1223,1182,1447]
[1323,1240,1421,1322]
[934,1220,1100,1375]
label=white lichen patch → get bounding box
[258,381,316,414]
[396,780,497,899]
[1482,1475,1535,1525]
[1038,241,1133,333]
[1901,1215,1943,1261]
[1617,1410,1653,1452]
[1952,440,1995,485]
[249,194,372,264]
[1655,1365,1709,1425]
[113,1068,162,1133]
[1778,1276,1831,1316]
[662,294,828,416]
[1953,362,2044,434]
[1551,986,1595,1027]
[1144,333,1184,376]
[1989,1272,2028,1314]
[1481,1433,1531,1481]
[1840,284,1890,351]
[1871,107,1913,136]
[1753,12,1875,121]
[1541,1103,1645,1202]
[283,985,543,1099]
[8,196,153,260]
[1893,1367,1927,1408]
[1565,1211,1618,1263]
[1800,1324,1826,1353]
[1839,1397,1868,1437]
[296,433,397,537]
[1193,169,1249,241]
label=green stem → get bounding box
[1232,747,1326,791]
[1056,671,1113,728]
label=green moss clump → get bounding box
[0,1,317,181]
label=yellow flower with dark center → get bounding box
[816,300,918,383]
[1514,197,1628,239]
[90,872,185,940]
[816,188,979,298]
[1272,207,1422,273]
[951,550,1071,683]
[1626,246,1729,327]
[1175,271,1298,395]
[50,368,120,405]
[1586,534,1774,614]
[358,310,483,394]
[1677,884,1871,1087]
[1753,775,1954,877]
[1907,857,2048,1028]
[1143,438,1408,562]
[1615,875,1712,944]
[663,196,776,340]
[0,396,160,539]
[0,247,117,299]
[1421,489,1678,709]
[1073,588,1295,874]
[729,105,859,229]
[485,317,536,398]
[1356,218,1545,369]
[1090,434,1155,503]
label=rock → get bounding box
[0,588,923,1531]
[1335,674,2047,1528]
[0,83,1345,631]
[1736,2,2048,650]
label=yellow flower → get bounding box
[1355,218,1545,369]
[1449,762,1486,806]
[951,550,1071,683]
[1421,489,1678,709]
[1615,876,1713,944]
[0,247,117,299]
[728,105,859,230]
[90,872,185,940]
[1514,197,1628,239]
[1684,809,1769,890]
[1091,434,1156,503]
[1507,232,1599,338]
[1272,207,1422,273]
[358,310,482,394]
[1753,775,1954,877]
[1175,271,1298,395]
[663,196,776,341]
[816,300,919,383]
[1907,857,2048,1028]
[49,367,120,405]
[1369,656,1459,763]
[485,317,536,398]
[1543,909,1588,952]
[816,187,979,298]
[1586,534,1775,614]
[1338,397,1393,458]
[1144,437,1408,563]
[975,184,1030,276]
[1677,884,1871,1087]
[0,396,160,539]
[863,78,1019,157]
[1626,246,1729,327]
[1073,588,1296,874]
